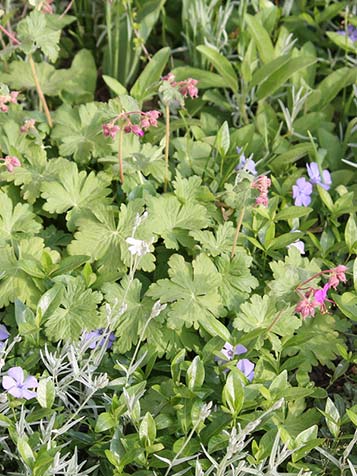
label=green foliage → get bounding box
[0,1,356,475]
[44,276,102,341]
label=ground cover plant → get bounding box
[0,0,356,475]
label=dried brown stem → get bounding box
[118,128,124,184]
[231,206,245,258]
[29,55,53,128]
[164,103,170,192]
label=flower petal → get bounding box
[0,324,10,340]
[2,376,17,390]
[307,162,320,183]
[23,376,38,389]
[7,367,24,384]
[237,358,255,380]
[235,344,247,355]
[8,386,23,398]
[21,389,37,400]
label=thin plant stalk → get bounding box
[231,206,245,258]
[60,0,75,18]
[0,24,20,45]
[29,55,53,128]
[164,103,170,192]
[118,127,124,184]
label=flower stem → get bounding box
[231,206,245,258]
[118,127,124,184]
[0,24,20,45]
[60,0,75,18]
[28,55,53,128]
[164,103,170,192]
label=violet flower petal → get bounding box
[0,324,9,340]
[2,376,17,391]
[21,389,37,400]
[8,386,23,398]
[23,376,38,389]
[237,358,255,382]
[235,344,247,355]
[7,367,24,384]
[306,162,320,184]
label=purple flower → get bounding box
[0,325,9,341]
[221,342,247,361]
[82,329,115,350]
[237,359,255,382]
[235,147,257,175]
[306,162,331,190]
[337,25,357,42]
[292,177,313,206]
[2,367,38,400]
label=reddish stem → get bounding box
[60,0,74,19]
[0,24,20,45]
[295,269,334,292]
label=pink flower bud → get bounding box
[179,78,199,98]
[9,91,19,104]
[103,123,120,139]
[130,124,144,137]
[328,265,347,289]
[295,298,317,319]
[0,156,21,172]
[162,72,175,82]
[20,119,36,133]
[140,117,151,129]
[255,193,269,207]
[147,110,160,126]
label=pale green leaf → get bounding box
[197,45,238,93]
[45,276,102,341]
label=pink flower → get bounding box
[0,156,21,172]
[130,124,144,137]
[141,110,160,129]
[295,298,318,319]
[140,117,151,129]
[179,78,199,98]
[0,102,8,112]
[252,176,271,192]
[146,110,160,126]
[0,90,19,112]
[162,72,176,82]
[328,265,348,289]
[20,119,36,133]
[9,91,19,104]
[103,123,120,139]
[41,0,54,13]
[314,283,331,305]
[252,176,271,207]
[255,193,269,207]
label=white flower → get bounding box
[126,237,151,257]
[287,229,305,254]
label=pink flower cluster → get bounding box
[20,119,36,134]
[295,265,348,319]
[251,175,271,207]
[0,155,21,172]
[103,110,160,139]
[162,73,199,99]
[0,90,19,112]
[43,1,54,13]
